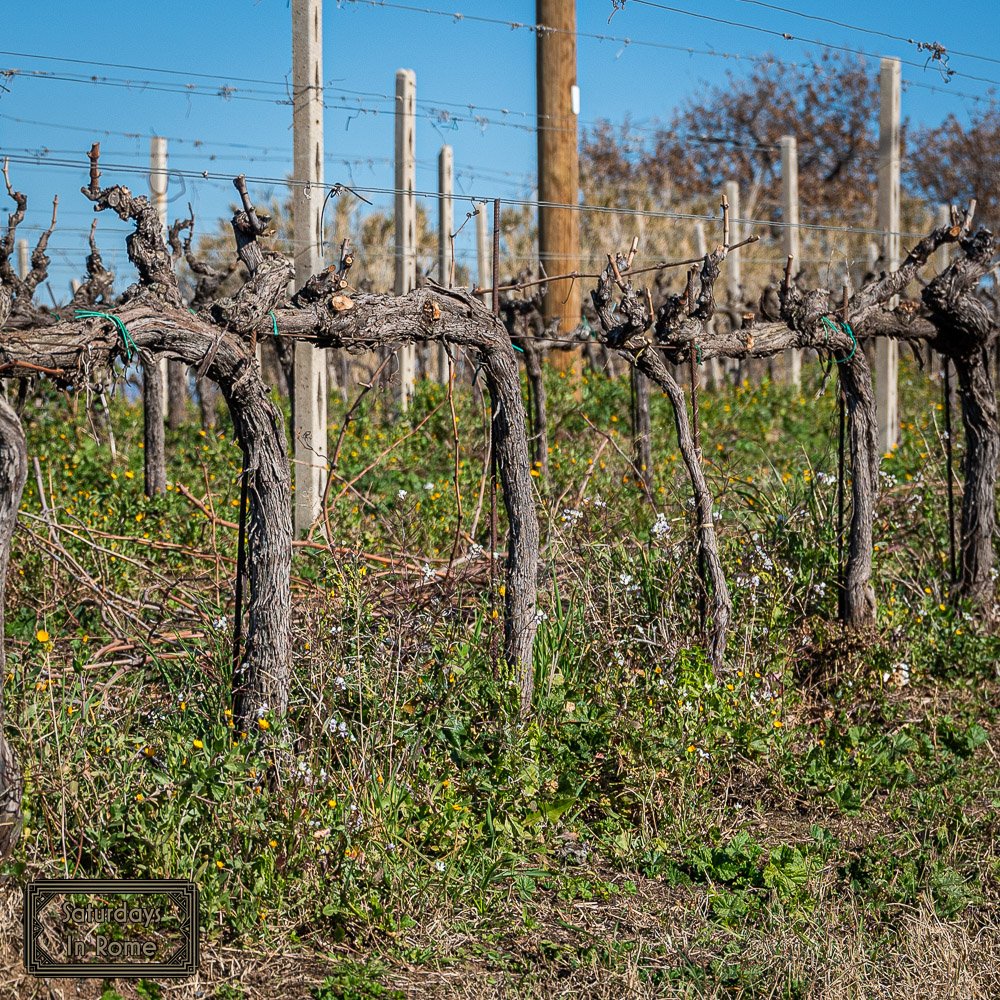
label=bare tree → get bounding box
[580,51,880,240]
[908,101,1000,232]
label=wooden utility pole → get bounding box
[693,222,722,389]
[694,221,707,260]
[435,144,453,383]
[143,137,169,496]
[475,201,490,303]
[15,240,28,280]
[780,135,802,387]
[933,202,951,274]
[536,0,581,372]
[292,0,328,536]
[394,68,417,408]
[877,56,901,453]
[931,203,951,379]
[151,137,186,427]
[724,180,741,306]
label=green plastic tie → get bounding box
[74,309,138,363]
[820,316,857,364]
[269,310,279,337]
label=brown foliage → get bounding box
[907,99,1000,230]
[581,51,880,224]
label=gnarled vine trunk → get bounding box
[923,230,1000,610]
[837,352,879,628]
[0,397,27,859]
[951,351,998,606]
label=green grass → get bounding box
[2,357,999,998]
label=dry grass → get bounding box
[3,873,999,999]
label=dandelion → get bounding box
[215,860,225,870]
[269,839,278,849]
[35,629,50,644]
[136,793,144,802]
[258,718,271,731]
[192,739,204,750]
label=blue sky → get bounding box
[1,0,996,295]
